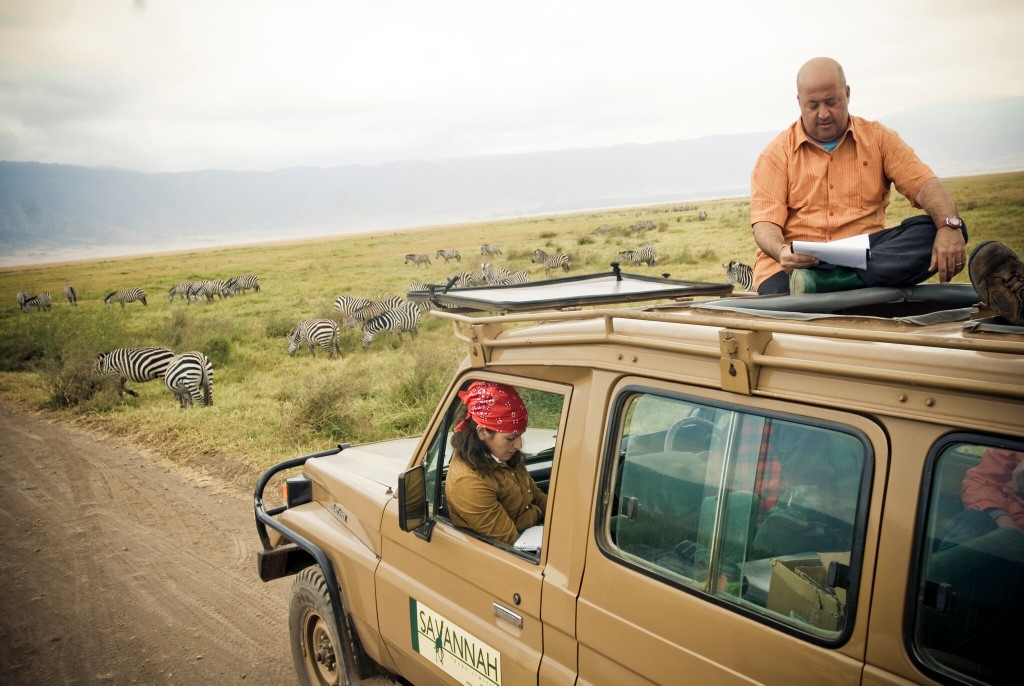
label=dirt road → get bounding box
[0,405,297,685]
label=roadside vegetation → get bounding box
[1,171,1020,474]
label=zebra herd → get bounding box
[330,293,427,349]
[168,273,260,304]
[93,346,214,408]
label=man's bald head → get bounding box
[795,57,851,144]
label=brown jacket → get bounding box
[446,453,547,545]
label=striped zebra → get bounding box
[496,270,530,286]
[404,253,431,267]
[618,244,658,267]
[64,284,78,306]
[104,287,147,307]
[187,279,231,302]
[168,282,199,303]
[480,243,503,257]
[22,292,52,311]
[361,301,421,348]
[164,352,214,408]
[287,319,341,358]
[629,220,657,232]
[16,291,29,310]
[435,249,461,263]
[725,261,754,292]
[531,249,571,276]
[481,263,511,284]
[333,294,372,326]
[93,346,175,397]
[698,209,708,221]
[225,273,260,294]
[346,295,404,329]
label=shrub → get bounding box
[203,336,231,367]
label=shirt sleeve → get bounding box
[876,124,935,207]
[962,448,1020,514]
[750,137,792,228]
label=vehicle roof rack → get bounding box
[407,263,734,313]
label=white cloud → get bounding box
[1,0,1022,171]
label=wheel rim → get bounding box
[303,612,339,685]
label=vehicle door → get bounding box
[577,378,887,685]
[376,375,570,685]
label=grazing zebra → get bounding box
[629,220,657,232]
[104,288,147,307]
[164,352,214,408]
[333,294,372,326]
[404,253,431,267]
[93,346,175,397]
[480,243,503,257]
[698,209,708,221]
[497,270,530,286]
[618,244,658,267]
[361,302,422,348]
[288,319,341,358]
[187,279,232,303]
[64,284,78,306]
[22,292,52,311]
[531,249,571,276]
[725,261,754,292]
[346,295,404,328]
[16,291,29,310]
[481,263,511,284]
[225,273,260,294]
[594,224,615,234]
[435,249,461,263]
[168,282,199,302]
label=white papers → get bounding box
[514,525,543,552]
[791,234,870,270]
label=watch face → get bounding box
[944,217,963,229]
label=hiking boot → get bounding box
[789,267,866,294]
[968,240,1024,326]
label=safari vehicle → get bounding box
[254,267,1022,686]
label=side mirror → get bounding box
[398,465,430,536]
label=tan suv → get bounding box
[255,268,1022,686]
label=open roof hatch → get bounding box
[407,264,734,313]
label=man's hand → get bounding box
[929,228,967,283]
[779,244,820,273]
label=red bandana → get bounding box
[456,381,528,433]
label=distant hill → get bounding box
[2,96,1022,264]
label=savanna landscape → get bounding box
[0,171,1021,482]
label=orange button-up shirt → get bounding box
[749,115,935,288]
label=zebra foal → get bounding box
[164,352,214,408]
[93,346,175,397]
[104,287,147,307]
[288,319,341,358]
[724,261,754,292]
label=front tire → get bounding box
[290,566,349,686]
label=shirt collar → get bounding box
[792,115,858,153]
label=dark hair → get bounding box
[451,416,521,475]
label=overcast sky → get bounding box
[2,0,1022,173]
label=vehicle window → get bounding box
[912,440,1023,685]
[423,378,564,554]
[604,391,867,639]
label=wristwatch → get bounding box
[937,217,965,232]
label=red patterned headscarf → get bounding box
[455,381,528,434]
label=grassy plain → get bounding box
[1,171,1021,477]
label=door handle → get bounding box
[492,603,523,629]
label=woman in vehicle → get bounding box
[445,381,547,546]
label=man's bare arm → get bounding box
[914,177,967,283]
